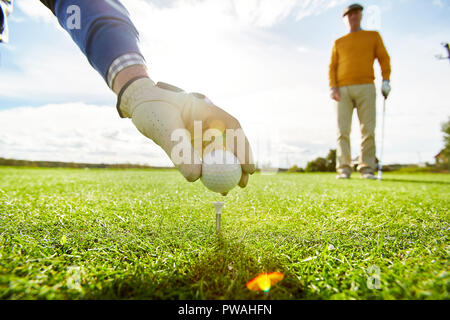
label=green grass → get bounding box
[0,167,448,300]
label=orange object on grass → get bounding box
[246,272,284,292]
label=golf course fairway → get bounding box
[0,167,448,300]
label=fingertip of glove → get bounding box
[180,164,202,182]
[238,173,249,188]
[242,164,256,175]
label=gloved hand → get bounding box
[330,87,341,102]
[381,80,391,99]
[117,77,256,187]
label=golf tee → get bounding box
[213,201,224,234]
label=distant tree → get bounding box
[326,149,336,172]
[305,149,336,172]
[305,157,328,172]
[287,165,305,173]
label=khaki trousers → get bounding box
[335,84,376,174]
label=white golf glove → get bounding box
[381,80,391,99]
[116,77,255,187]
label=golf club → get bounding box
[378,96,387,180]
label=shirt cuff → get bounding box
[107,53,147,89]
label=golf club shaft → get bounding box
[216,212,221,233]
[378,97,386,179]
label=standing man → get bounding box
[329,3,391,179]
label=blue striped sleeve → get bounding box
[53,0,145,84]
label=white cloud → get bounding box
[124,0,348,29]
[1,1,114,104]
[0,46,113,103]
[0,103,169,166]
[231,0,298,27]
[296,0,348,21]
[228,0,349,26]
[2,0,344,168]
[296,46,311,53]
[432,0,444,8]
[4,0,345,102]
[0,101,329,168]
[15,0,55,23]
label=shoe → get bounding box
[336,172,350,179]
[361,172,377,180]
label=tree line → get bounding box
[288,117,450,173]
[0,157,162,169]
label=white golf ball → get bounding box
[201,149,242,194]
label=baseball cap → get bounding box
[343,3,364,17]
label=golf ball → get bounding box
[201,149,242,194]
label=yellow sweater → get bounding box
[329,30,391,88]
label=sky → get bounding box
[0,0,449,168]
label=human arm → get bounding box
[375,32,392,99]
[329,42,340,101]
[41,0,255,186]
